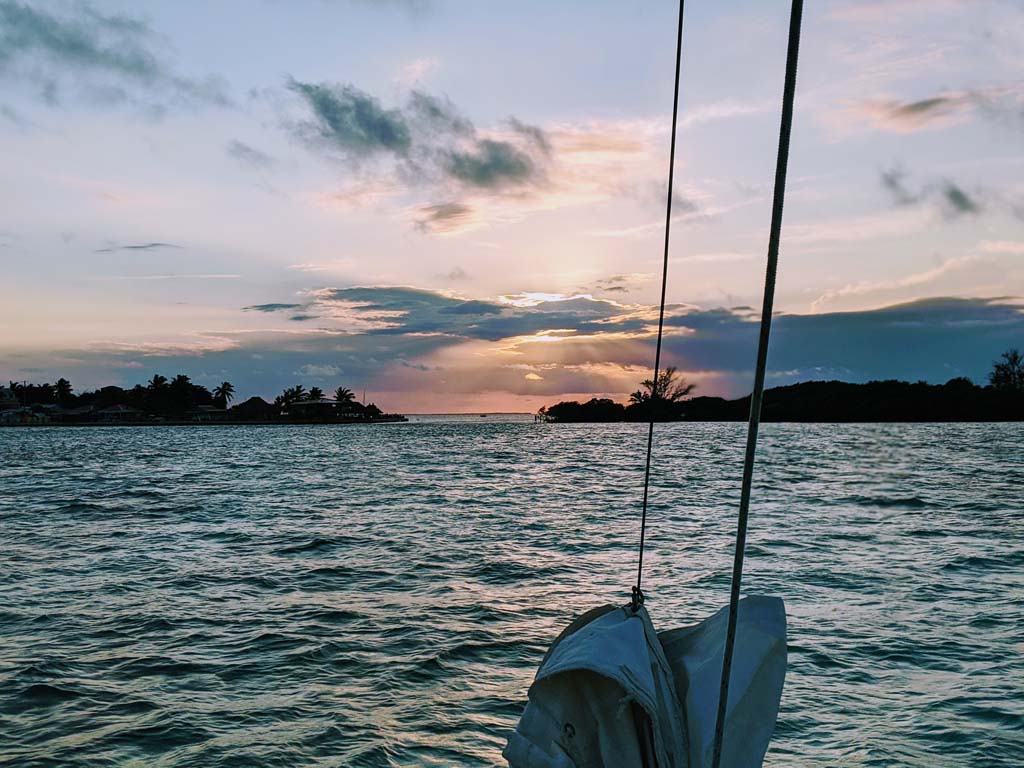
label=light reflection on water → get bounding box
[0,421,1022,766]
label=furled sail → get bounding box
[504,597,786,768]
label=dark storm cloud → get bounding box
[287,79,549,196]
[0,1,228,107]
[227,140,274,168]
[94,242,181,253]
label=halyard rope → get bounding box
[711,2,804,766]
[632,0,686,614]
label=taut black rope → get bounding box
[711,2,804,766]
[632,0,686,614]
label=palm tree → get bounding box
[334,386,356,404]
[629,366,695,404]
[148,374,168,391]
[276,385,306,407]
[54,378,73,404]
[213,381,235,408]
[307,386,324,401]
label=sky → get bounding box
[1,0,1022,413]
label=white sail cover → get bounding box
[504,596,786,768]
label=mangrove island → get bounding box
[539,349,1024,423]
[0,375,406,426]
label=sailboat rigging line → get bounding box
[710,1,804,767]
[631,0,686,614]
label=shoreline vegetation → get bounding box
[0,376,406,426]
[2,350,1021,426]
[539,351,1024,423]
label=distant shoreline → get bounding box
[539,379,1024,424]
[0,417,409,428]
[4,416,1022,427]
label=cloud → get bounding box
[227,140,274,168]
[507,116,551,155]
[879,167,983,219]
[589,273,653,295]
[287,79,412,157]
[286,79,551,219]
[858,94,972,132]
[842,85,1024,134]
[941,182,980,216]
[980,240,1024,255]
[25,289,1023,407]
[0,1,161,79]
[286,88,675,236]
[413,201,475,234]
[810,256,981,312]
[406,90,473,137]
[442,138,538,189]
[244,303,302,313]
[94,241,181,253]
[0,0,228,108]
[288,286,648,342]
[396,56,440,86]
[880,167,918,205]
[102,273,238,281]
[296,363,342,378]
[678,100,764,130]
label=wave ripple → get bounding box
[1,421,1022,766]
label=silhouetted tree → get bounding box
[148,374,168,391]
[307,386,324,401]
[275,385,306,408]
[629,367,695,404]
[213,381,235,408]
[335,387,355,404]
[54,378,73,404]
[990,349,1023,392]
[9,381,55,405]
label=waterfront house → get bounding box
[286,398,340,418]
[97,404,145,422]
[188,404,228,422]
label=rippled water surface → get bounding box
[1,421,1022,766]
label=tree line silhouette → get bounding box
[541,349,1024,423]
[4,374,396,423]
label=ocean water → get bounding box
[0,421,1021,767]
